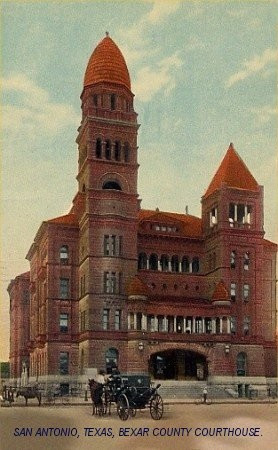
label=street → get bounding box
[1,403,277,450]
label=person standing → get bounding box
[203,386,208,403]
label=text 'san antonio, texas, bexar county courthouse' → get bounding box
[8,33,277,397]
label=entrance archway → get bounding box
[149,350,208,380]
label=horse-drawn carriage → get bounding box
[89,373,163,421]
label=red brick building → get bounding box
[8,34,277,394]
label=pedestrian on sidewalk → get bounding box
[203,386,208,403]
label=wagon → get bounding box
[114,374,163,421]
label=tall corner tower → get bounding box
[77,33,140,373]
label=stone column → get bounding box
[127,313,131,330]
[189,262,192,273]
[154,316,158,332]
[174,316,177,333]
[168,261,171,272]
[163,316,168,332]
[183,317,186,332]
[192,317,196,333]
[142,314,147,331]
[179,262,182,273]
[134,313,137,331]
[212,318,216,334]
[146,258,149,270]
[202,318,205,333]
[220,317,223,334]
[227,317,231,334]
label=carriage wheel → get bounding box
[150,394,163,420]
[117,394,129,421]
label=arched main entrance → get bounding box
[149,350,208,380]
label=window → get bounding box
[182,256,189,273]
[192,257,200,273]
[115,310,121,330]
[160,255,169,271]
[104,235,110,256]
[59,352,69,375]
[243,284,250,301]
[137,313,142,331]
[230,282,236,301]
[243,317,250,336]
[229,203,252,227]
[111,236,116,256]
[237,352,247,376]
[103,272,117,293]
[96,138,102,158]
[231,317,236,334]
[210,206,218,227]
[111,272,116,293]
[105,348,118,374]
[60,313,68,333]
[93,94,98,107]
[111,94,116,110]
[119,236,123,256]
[115,141,121,161]
[119,272,122,294]
[171,255,179,272]
[105,140,111,160]
[230,251,236,269]
[149,254,158,270]
[60,278,69,299]
[104,272,110,293]
[60,245,69,264]
[244,252,250,270]
[80,274,86,296]
[102,181,122,190]
[103,309,109,330]
[147,315,155,332]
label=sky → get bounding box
[1,0,277,361]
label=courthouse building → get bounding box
[8,34,277,394]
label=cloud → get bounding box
[145,0,181,24]
[1,73,79,139]
[226,48,278,87]
[133,52,183,102]
[250,105,278,124]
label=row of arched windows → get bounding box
[138,253,200,273]
[95,138,130,162]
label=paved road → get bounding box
[1,403,277,450]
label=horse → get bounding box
[16,386,42,406]
[88,379,111,416]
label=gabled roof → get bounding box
[84,34,131,90]
[138,209,202,238]
[47,213,78,226]
[204,143,259,199]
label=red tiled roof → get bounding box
[126,275,150,297]
[138,209,202,238]
[204,143,259,199]
[212,281,229,301]
[84,35,131,89]
[47,213,78,226]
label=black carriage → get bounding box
[114,374,163,421]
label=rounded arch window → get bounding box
[192,257,200,273]
[111,94,116,110]
[182,256,189,273]
[105,140,111,160]
[160,254,169,271]
[138,252,147,270]
[171,255,179,272]
[105,348,119,375]
[115,141,121,161]
[102,181,122,191]
[237,352,247,376]
[149,254,158,270]
[96,138,102,158]
[124,142,130,162]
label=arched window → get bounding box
[124,142,130,162]
[105,140,111,160]
[231,251,236,269]
[96,138,102,158]
[237,352,247,376]
[93,94,98,107]
[192,257,200,273]
[102,181,122,191]
[60,245,68,264]
[182,256,189,273]
[138,252,147,270]
[115,141,121,161]
[171,255,179,272]
[105,348,119,375]
[149,254,158,270]
[160,254,169,271]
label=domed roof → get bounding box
[83,34,131,90]
[127,276,150,297]
[212,281,229,302]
